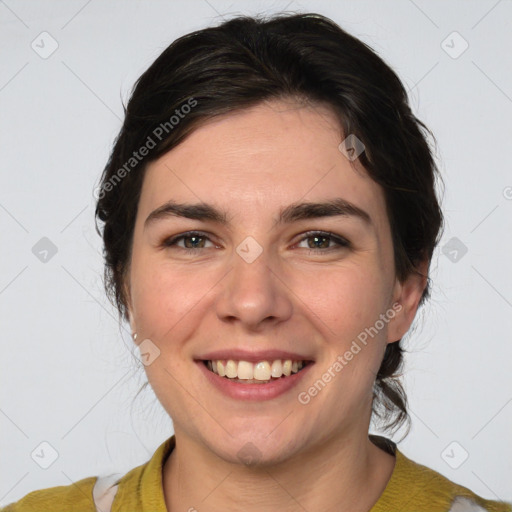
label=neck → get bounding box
[162,429,395,512]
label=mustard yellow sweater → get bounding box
[2,435,510,512]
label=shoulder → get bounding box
[1,437,174,512]
[0,476,98,512]
[372,443,511,512]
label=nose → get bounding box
[214,245,293,331]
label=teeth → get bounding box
[238,360,254,380]
[253,361,271,380]
[206,359,307,380]
[271,360,282,378]
[225,360,237,378]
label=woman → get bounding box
[3,12,510,512]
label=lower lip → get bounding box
[195,360,314,401]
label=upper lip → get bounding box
[196,349,315,363]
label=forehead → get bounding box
[139,100,388,232]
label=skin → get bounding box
[124,99,427,511]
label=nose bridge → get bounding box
[215,237,292,328]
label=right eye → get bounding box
[161,231,218,253]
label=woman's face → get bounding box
[125,99,423,465]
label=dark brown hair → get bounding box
[95,12,444,433]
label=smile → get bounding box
[196,358,314,401]
[204,359,311,383]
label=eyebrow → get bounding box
[144,198,372,229]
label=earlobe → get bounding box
[128,311,136,336]
[126,308,138,342]
[387,260,429,343]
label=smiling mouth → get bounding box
[202,359,313,384]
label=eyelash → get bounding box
[161,230,351,255]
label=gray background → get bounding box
[1,0,511,505]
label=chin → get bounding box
[204,425,307,468]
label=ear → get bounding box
[122,278,136,335]
[387,259,429,343]
[127,310,136,336]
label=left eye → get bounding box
[296,231,350,250]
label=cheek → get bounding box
[296,262,392,397]
[295,264,390,341]
[130,258,219,343]
[128,260,216,413]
